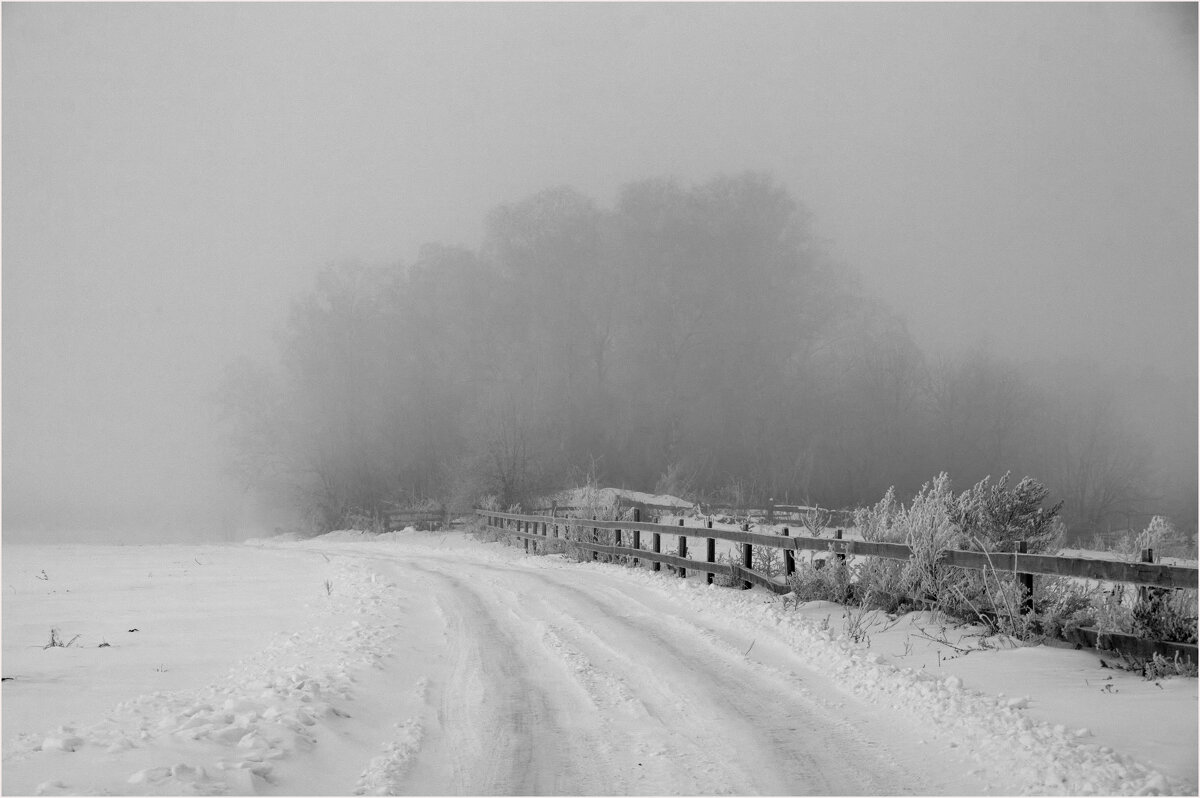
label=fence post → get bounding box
[632,508,641,567]
[1137,547,1155,605]
[783,527,795,576]
[706,519,716,585]
[615,525,623,565]
[678,518,687,579]
[834,529,846,563]
[653,528,661,572]
[1017,540,1033,613]
[593,516,599,562]
[741,522,752,589]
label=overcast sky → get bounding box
[3,2,1196,540]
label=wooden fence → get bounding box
[701,502,856,528]
[478,509,1199,662]
[534,499,854,528]
[386,508,447,531]
[478,509,1198,594]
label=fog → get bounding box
[3,3,1195,543]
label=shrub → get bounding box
[654,461,700,502]
[1143,651,1199,680]
[1033,577,1099,639]
[937,472,1062,631]
[801,506,833,537]
[1113,516,1191,562]
[852,487,914,612]
[854,487,902,543]
[950,472,1063,553]
[1089,581,1198,646]
[1093,585,1137,637]
[899,473,961,605]
[786,558,854,605]
[342,509,387,534]
[44,628,80,649]
[752,545,783,577]
[1133,588,1198,644]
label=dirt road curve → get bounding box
[309,540,1001,795]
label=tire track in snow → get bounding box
[400,562,619,796]
[397,553,985,796]
[454,558,941,795]
[301,536,1186,795]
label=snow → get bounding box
[3,530,1196,795]
[548,487,697,511]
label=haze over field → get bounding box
[3,3,1196,542]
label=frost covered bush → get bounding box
[1132,588,1198,644]
[654,461,700,503]
[752,545,783,577]
[786,558,853,605]
[342,509,387,535]
[801,506,833,538]
[840,473,1067,631]
[1111,515,1193,562]
[713,552,742,588]
[848,476,965,612]
[854,487,902,543]
[898,473,961,605]
[937,472,1062,633]
[851,488,915,612]
[1087,584,1197,645]
[553,497,627,563]
[1093,585,1137,637]
[1142,651,1199,680]
[1032,578,1099,639]
[788,474,1195,648]
[949,472,1062,554]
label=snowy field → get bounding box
[2,530,1196,796]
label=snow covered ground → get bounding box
[2,529,1196,796]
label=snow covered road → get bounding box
[3,530,1194,795]
[346,551,969,795]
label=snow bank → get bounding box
[3,548,415,795]
[4,532,1193,795]
[549,486,696,511]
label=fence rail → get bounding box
[479,510,1199,590]
[477,509,1197,664]
[386,509,447,531]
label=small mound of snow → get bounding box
[317,529,381,541]
[40,733,84,752]
[549,486,696,512]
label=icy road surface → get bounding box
[3,530,1192,795]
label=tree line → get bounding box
[218,172,1196,542]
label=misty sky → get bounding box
[3,3,1196,541]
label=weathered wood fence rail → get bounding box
[386,509,447,531]
[477,509,1199,593]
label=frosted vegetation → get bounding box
[217,172,1196,546]
[497,473,1197,653]
[800,474,1195,650]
